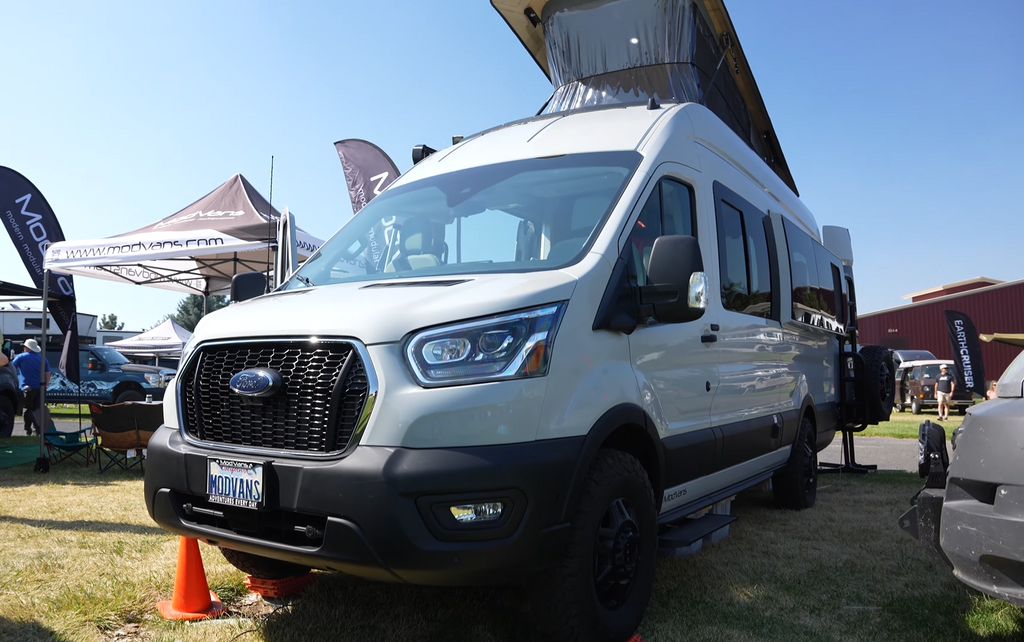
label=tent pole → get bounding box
[37,270,49,471]
[203,294,208,315]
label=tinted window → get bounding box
[814,244,837,317]
[783,219,844,332]
[745,212,772,316]
[715,185,771,318]
[784,219,818,323]
[718,202,748,303]
[626,178,694,286]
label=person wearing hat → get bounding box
[935,363,956,421]
[12,338,51,436]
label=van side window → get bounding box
[783,218,845,332]
[627,178,695,286]
[714,185,771,318]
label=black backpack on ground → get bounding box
[918,420,949,489]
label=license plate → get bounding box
[207,458,265,509]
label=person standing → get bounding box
[12,339,51,436]
[935,364,956,421]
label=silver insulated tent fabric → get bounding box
[43,174,322,295]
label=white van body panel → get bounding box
[194,272,578,347]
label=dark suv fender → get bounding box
[559,404,666,521]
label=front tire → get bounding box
[911,397,921,415]
[220,547,310,579]
[115,389,144,404]
[532,450,656,642]
[773,415,817,510]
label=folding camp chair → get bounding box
[43,406,96,467]
[89,402,162,473]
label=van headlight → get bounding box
[406,303,566,387]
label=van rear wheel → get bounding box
[773,416,817,510]
[531,450,656,642]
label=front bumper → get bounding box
[145,426,583,586]
[941,479,1024,608]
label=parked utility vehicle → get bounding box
[45,345,172,405]
[145,1,892,640]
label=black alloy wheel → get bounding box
[593,497,642,609]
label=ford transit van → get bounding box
[145,1,893,640]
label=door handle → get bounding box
[701,333,717,344]
[710,324,720,331]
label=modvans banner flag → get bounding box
[0,166,80,382]
[944,309,985,396]
[335,139,400,268]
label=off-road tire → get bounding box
[0,395,14,439]
[531,450,656,642]
[219,547,310,580]
[115,389,144,404]
[911,397,921,415]
[773,415,817,510]
[860,345,895,423]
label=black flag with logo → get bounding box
[335,139,401,268]
[0,166,80,383]
[944,309,985,396]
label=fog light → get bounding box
[450,502,503,523]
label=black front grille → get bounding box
[180,340,369,454]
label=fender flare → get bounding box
[559,403,666,521]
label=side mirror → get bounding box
[87,358,105,372]
[231,272,267,303]
[642,235,708,324]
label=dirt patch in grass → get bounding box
[0,459,1020,641]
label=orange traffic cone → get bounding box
[157,537,228,621]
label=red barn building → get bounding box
[859,277,1024,383]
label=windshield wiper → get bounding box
[295,274,315,288]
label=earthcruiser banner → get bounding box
[944,309,986,396]
[0,166,80,381]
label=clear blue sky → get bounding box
[2,0,1022,331]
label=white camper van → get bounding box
[145,1,892,640]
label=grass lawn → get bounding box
[0,436,1020,642]
[859,409,967,439]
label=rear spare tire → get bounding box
[859,345,895,423]
[532,450,656,642]
[220,547,310,580]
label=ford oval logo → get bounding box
[229,368,283,397]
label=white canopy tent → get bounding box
[106,318,192,355]
[43,173,322,296]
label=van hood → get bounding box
[195,272,579,345]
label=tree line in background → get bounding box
[102,294,228,333]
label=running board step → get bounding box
[659,514,737,548]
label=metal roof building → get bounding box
[859,277,1024,382]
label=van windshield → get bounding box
[284,151,641,288]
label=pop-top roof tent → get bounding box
[106,318,192,355]
[491,0,799,195]
[43,174,323,296]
